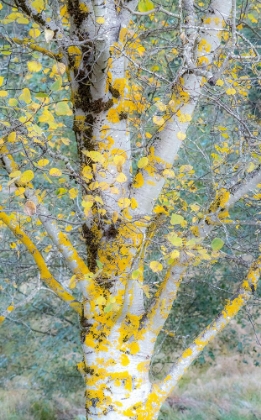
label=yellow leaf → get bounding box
[138,0,154,12]
[121,354,130,366]
[37,159,49,167]
[137,157,149,168]
[141,284,151,298]
[246,162,255,173]
[130,197,138,209]
[19,88,31,104]
[177,131,186,141]
[118,198,131,208]
[49,168,62,177]
[216,79,224,86]
[153,115,164,126]
[69,188,78,199]
[226,87,236,95]
[15,187,25,196]
[170,213,185,225]
[96,296,107,305]
[149,261,163,272]
[27,61,42,72]
[96,17,105,24]
[44,245,52,253]
[52,63,66,75]
[155,101,166,111]
[190,203,200,211]
[116,172,127,183]
[113,155,125,171]
[168,233,183,247]
[10,242,17,249]
[162,169,175,178]
[170,250,180,259]
[119,27,128,43]
[29,28,41,38]
[132,269,142,279]
[129,342,140,354]
[9,98,18,106]
[8,132,17,143]
[17,16,29,24]
[20,170,34,183]
[65,225,72,232]
[9,170,21,178]
[83,150,105,164]
[7,305,14,312]
[178,113,192,123]
[112,211,119,223]
[0,91,8,97]
[39,109,54,123]
[94,195,104,205]
[133,172,144,188]
[153,205,168,214]
[0,76,4,87]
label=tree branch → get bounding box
[130,0,233,218]
[154,255,261,401]
[12,37,63,61]
[0,145,91,283]
[139,166,261,347]
[0,211,82,314]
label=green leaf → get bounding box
[35,92,48,98]
[55,102,71,116]
[51,77,62,91]
[170,213,184,225]
[168,234,183,247]
[132,269,141,279]
[211,238,224,251]
[104,303,113,313]
[96,260,103,269]
[138,0,154,12]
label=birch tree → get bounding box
[1,0,261,418]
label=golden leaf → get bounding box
[69,188,78,199]
[116,172,127,183]
[83,150,105,164]
[133,172,144,188]
[9,170,21,178]
[8,132,17,143]
[49,168,62,177]
[18,88,31,104]
[27,61,42,72]
[20,170,34,183]
[118,198,131,208]
[226,87,236,95]
[37,159,49,167]
[177,131,186,141]
[137,157,149,168]
[153,115,165,126]
[138,0,154,12]
[149,261,163,272]
[96,17,105,24]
